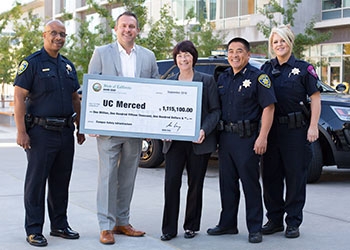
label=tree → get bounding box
[63,17,114,85]
[184,7,226,57]
[139,5,226,60]
[0,5,42,108]
[64,0,147,83]
[138,4,185,60]
[0,0,225,91]
[11,12,43,68]
[256,0,331,59]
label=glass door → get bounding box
[329,62,341,88]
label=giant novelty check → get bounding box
[80,74,203,141]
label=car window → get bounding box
[161,65,179,79]
[318,80,335,93]
[157,57,265,80]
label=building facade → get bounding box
[4,0,350,90]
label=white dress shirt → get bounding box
[117,41,136,77]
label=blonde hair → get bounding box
[268,24,295,58]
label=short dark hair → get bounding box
[116,11,139,29]
[227,37,250,52]
[172,40,198,67]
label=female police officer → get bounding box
[260,25,321,239]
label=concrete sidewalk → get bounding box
[1,124,350,250]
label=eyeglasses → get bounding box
[45,30,67,38]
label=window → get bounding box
[173,0,256,21]
[223,0,238,18]
[209,0,216,20]
[320,0,350,19]
[218,0,255,19]
[322,0,342,10]
[241,0,255,15]
[321,44,342,56]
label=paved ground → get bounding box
[1,123,350,250]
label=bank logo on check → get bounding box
[92,82,102,92]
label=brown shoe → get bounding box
[100,230,115,244]
[112,224,145,237]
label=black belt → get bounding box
[33,113,76,131]
[276,112,304,128]
[224,122,258,132]
[222,121,259,138]
[33,117,69,127]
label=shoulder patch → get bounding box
[307,65,318,79]
[258,74,271,88]
[17,60,29,75]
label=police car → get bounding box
[139,56,350,183]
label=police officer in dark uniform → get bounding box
[260,25,321,239]
[207,37,276,243]
[13,20,85,247]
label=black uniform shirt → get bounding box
[261,54,319,116]
[218,63,276,123]
[14,47,80,117]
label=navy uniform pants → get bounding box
[24,125,75,235]
[261,123,312,227]
[162,141,210,235]
[217,131,263,234]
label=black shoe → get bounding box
[285,226,300,238]
[160,233,176,241]
[207,226,238,235]
[26,233,48,247]
[261,220,284,235]
[184,230,196,239]
[50,227,80,239]
[248,232,262,243]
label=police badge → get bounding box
[258,74,271,88]
[66,63,72,74]
[17,60,29,75]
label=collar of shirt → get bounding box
[116,41,136,55]
[227,63,250,77]
[273,54,296,68]
[116,41,136,77]
[41,47,61,63]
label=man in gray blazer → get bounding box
[88,11,159,245]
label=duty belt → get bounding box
[221,120,259,138]
[32,113,76,131]
[276,111,304,129]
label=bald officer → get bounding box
[14,20,85,247]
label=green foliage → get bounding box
[1,0,225,87]
[63,0,147,83]
[294,19,331,62]
[11,12,43,66]
[0,5,42,106]
[64,18,113,84]
[139,5,225,60]
[256,0,330,59]
[186,8,226,57]
[0,4,22,84]
[0,8,42,84]
[138,4,184,60]
[256,0,301,38]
